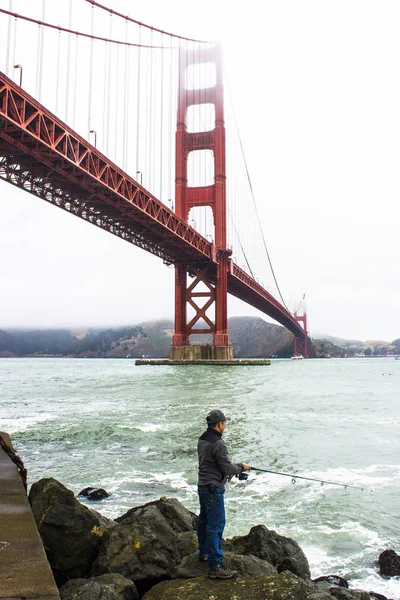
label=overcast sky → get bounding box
[1,0,399,341]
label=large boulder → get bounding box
[228,524,311,580]
[59,573,137,600]
[327,589,371,600]
[378,549,400,577]
[142,570,309,600]
[92,497,198,595]
[115,496,197,531]
[142,570,373,600]
[172,550,278,579]
[29,478,115,585]
[309,578,374,600]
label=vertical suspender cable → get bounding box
[87,4,95,137]
[72,34,78,129]
[135,25,142,178]
[159,34,164,202]
[102,39,108,149]
[65,0,72,122]
[55,29,61,114]
[6,0,12,75]
[38,0,46,100]
[150,29,155,192]
[122,20,128,171]
[168,34,173,208]
[35,15,41,96]
[114,41,120,162]
[144,38,150,189]
[205,46,209,237]
[126,43,131,173]
[12,16,17,78]
[105,12,113,156]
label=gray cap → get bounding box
[206,409,230,425]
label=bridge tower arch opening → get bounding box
[170,44,233,361]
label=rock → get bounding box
[175,531,199,558]
[78,487,110,501]
[142,570,309,600]
[378,549,400,577]
[313,575,349,588]
[92,497,198,596]
[59,573,138,600]
[328,588,371,600]
[369,593,390,600]
[29,478,115,585]
[307,594,338,600]
[172,550,278,579]
[309,578,374,600]
[79,487,98,496]
[228,524,311,580]
[115,496,197,532]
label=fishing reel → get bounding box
[237,472,249,481]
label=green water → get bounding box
[1,357,399,597]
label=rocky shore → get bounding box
[28,478,397,600]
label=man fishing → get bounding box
[197,409,251,579]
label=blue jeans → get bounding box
[197,485,226,569]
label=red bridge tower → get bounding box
[170,45,233,360]
[293,311,308,357]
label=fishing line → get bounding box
[250,467,372,491]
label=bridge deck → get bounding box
[0,434,60,600]
[0,70,305,341]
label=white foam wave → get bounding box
[133,424,169,433]
[350,572,400,599]
[0,414,57,433]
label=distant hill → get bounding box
[0,319,398,359]
[0,318,303,358]
[321,335,399,356]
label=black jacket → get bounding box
[197,427,243,489]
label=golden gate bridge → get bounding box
[0,0,308,359]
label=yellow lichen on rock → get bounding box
[91,525,104,537]
[129,540,141,551]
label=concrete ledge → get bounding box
[135,358,271,366]
[0,434,60,599]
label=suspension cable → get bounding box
[84,0,213,44]
[227,208,255,278]
[0,8,170,49]
[224,73,289,310]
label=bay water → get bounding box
[1,357,399,598]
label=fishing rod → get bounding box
[246,467,372,491]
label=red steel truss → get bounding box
[0,71,212,265]
[0,70,307,351]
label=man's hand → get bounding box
[242,463,252,471]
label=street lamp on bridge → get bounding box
[13,64,23,87]
[89,130,97,148]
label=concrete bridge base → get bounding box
[0,432,60,600]
[136,358,271,366]
[169,344,234,361]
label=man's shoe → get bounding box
[199,553,208,562]
[209,565,239,579]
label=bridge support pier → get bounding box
[169,344,233,361]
